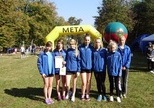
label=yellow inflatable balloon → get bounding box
[45,25,102,47]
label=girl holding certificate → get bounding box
[53,39,66,101]
[78,35,94,101]
[65,39,80,102]
[37,41,55,104]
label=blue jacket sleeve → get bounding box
[37,53,43,75]
[77,54,81,72]
[52,53,55,74]
[125,48,131,69]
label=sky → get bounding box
[49,0,102,25]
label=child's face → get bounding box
[57,42,63,49]
[84,36,91,46]
[70,43,76,49]
[110,44,117,52]
[119,37,126,45]
[95,39,101,48]
[46,46,52,51]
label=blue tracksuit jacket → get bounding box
[37,51,55,76]
[53,49,66,74]
[107,51,122,76]
[78,44,94,70]
[118,45,131,69]
[66,48,80,72]
[93,48,107,72]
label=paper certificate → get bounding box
[55,56,63,68]
[60,67,66,75]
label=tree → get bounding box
[94,0,134,38]
[132,0,154,37]
[0,0,29,47]
[67,17,82,25]
[0,0,67,49]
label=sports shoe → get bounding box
[62,95,66,100]
[71,96,75,102]
[57,95,62,101]
[49,98,54,104]
[85,94,90,101]
[97,95,102,102]
[109,96,114,102]
[81,94,85,101]
[123,94,127,98]
[150,70,154,74]
[102,96,107,101]
[66,93,70,99]
[117,97,121,103]
[45,98,51,104]
[120,94,123,99]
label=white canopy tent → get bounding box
[142,34,154,41]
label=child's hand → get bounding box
[42,74,46,78]
[122,67,126,70]
[62,61,66,65]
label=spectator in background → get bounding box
[20,45,25,58]
[150,44,154,73]
[146,42,153,70]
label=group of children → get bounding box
[37,35,131,104]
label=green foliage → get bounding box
[0,0,66,48]
[95,0,134,35]
[132,0,154,36]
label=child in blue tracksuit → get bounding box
[107,41,122,103]
[78,35,94,101]
[37,41,55,104]
[93,38,107,102]
[65,39,80,102]
[53,39,66,101]
[118,36,131,98]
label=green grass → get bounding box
[0,52,154,108]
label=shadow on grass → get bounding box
[4,87,57,102]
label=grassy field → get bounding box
[0,52,154,108]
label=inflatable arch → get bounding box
[45,25,102,47]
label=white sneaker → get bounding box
[65,93,70,99]
[150,70,154,74]
[117,97,121,103]
[120,94,123,99]
[110,96,114,102]
[123,94,127,98]
[71,96,75,102]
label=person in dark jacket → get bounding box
[65,39,80,102]
[107,41,122,103]
[118,36,131,99]
[37,41,55,104]
[53,39,66,101]
[78,35,94,101]
[146,42,153,70]
[93,38,107,102]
